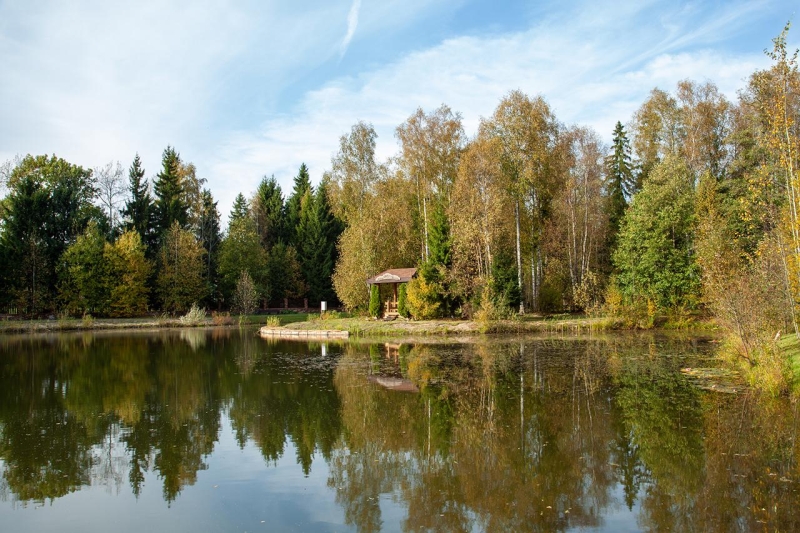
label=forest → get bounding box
[0,25,798,388]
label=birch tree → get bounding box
[483,91,560,312]
[94,161,125,237]
[396,105,465,261]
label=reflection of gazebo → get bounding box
[366,268,417,318]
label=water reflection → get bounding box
[0,331,799,531]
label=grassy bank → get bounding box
[0,311,716,337]
[281,314,627,337]
[779,334,800,385]
[0,312,310,334]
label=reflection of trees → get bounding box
[227,336,343,475]
[3,330,800,532]
[611,342,705,531]
[330,340,617,532]
[0,337,101,503]
[0,332,224,504]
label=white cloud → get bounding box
[0,0,790,219]
[340,0,361,59]
[209,1,776,216]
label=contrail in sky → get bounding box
[340,0,361,59]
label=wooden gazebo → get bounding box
[366,268,417,318]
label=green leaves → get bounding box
[613,155,699,310]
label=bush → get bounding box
[212,311,233,325]
[265,315,281,327]
[474,284,513,332]
[233,270,259,316]
[179,303,207,326]
[368,284,381,318]
[573,270,603,314]
[406,276,443,320]
[398,283,409,318]
[319,310,342,321]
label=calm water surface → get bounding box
[0,328,799,532]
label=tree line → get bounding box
[1,23,798,380]
[0,149,342,316]
[322,25,799,388]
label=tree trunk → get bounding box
[515,202,524,314]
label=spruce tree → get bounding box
[605,122,634,245]
[297,190,328,303]
[153,146,188,240]
[196,189,222,306]
[314,178,343,302]
[122,154,154,252]
[285,163,312,244]
[252,175,285,249]
[228,193,249,227]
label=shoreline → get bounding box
[267,315,718,338]
[0,313,719,337]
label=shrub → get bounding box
[265,315,281,327]
[474,284,513,332]
[179,303,207,326]
[398,283,409,318]
[81,313,94,328]
[368,284,381,318]
[406,276,443,320]
[232,270,259,316]
[212,311,233,325]
[573,270,603,314]
[319,310,342,321]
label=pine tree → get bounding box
[297,190,329,303]
[412,202,454,317]
[153,146,188,240]
[305,177,342,303]
[252,175,285,249]
[122,154,154,252]
[196,189,222,306]
[228,193,249,228]
[605,121,634,242]
[285,163,312,244]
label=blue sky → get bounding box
[0,0,796,219]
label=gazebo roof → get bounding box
[366,268,417,285]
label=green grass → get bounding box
[778,334,800,381]
[0,311,318,334]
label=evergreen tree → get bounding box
[196,189,222,306]
[252,175,285,249]
[426,201,452,269]
[297,190,332,303]
[489,249,521,311]
[296,177,343,304]
[228,193,249,227]
[266,242,303,306]
[368,284,381,318]
[613,155,699,310]
[153,146,188,240]
[121,154,154,253]
[605,121,634,242]
[285,163,312,244]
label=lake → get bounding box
[0,328,798,532]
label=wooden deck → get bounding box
[259,327,349,340]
